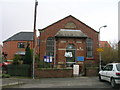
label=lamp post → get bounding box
[33,0,38,79]
[99,25,107,70]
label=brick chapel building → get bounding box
[39,15,99,68]
[3,15,99,70]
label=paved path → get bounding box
[2,76,116,88]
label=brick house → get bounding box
[39,15,99,69]
[0,44,2,54]
[99,41,111,48]
[3,32,34,60]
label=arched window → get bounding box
[65,22,76,29]
[86,38,93,58]
[46,37,54,56]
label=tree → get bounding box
[101,41,119,65]
[12,55,22,64]
[24,43,33,64]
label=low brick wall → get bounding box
[35,68,73,78]
[85,67,99,76]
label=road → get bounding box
[2,76,120,88]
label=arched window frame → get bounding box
[65,22,76,29]
[86,38,93,58]
[46,37,54,56]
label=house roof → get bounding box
[40,15,98,33]
[3,32,34,42]
[55,29,88,38]
[99,41,111,48]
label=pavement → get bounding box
[1,76,112,88]
[1,77,25,87]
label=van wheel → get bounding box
[111,78,117,88]
[99,74,103,81]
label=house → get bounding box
[38,15,99,70]
[0,44,2,54]
[3,32,34,60]
[99,41,111,48]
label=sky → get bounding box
[0,0,119,45]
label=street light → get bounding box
[33,0,38,79]
[99,25,107,33]
[99,25,107,70]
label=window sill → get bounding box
[85,57,94,60]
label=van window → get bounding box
[103,65,113,71]
[116,64,120,71]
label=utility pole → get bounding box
[98,25,107,70]
[33,0,38,79]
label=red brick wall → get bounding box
[85,67,99,76]
[35,68,73,78]
[55,38,87,64]
[3,41,33,60]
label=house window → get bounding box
[60,40,67,43]
[86,38,93,58]
[18,42,26,48]
[46,37,54,56]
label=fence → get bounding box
[7,64,31,77]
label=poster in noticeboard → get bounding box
[77,56,84,61]
[44,56,53,63]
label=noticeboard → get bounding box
[44,56,53,63]
[77,56,84,61]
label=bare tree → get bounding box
[101,41,119,65]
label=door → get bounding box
[66,44,76,67]
[101,64,113,81]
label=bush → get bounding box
[38,61,51,68]
[24,43,33,65]
[2,74,10,78]
[12,55,23,64]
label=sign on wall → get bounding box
[65,52,73,57]
[73,65,79,76]
[44,56,53,63]
[77,56,84,61]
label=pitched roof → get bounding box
[41,15,98,33]
[100,41,111,48]
[3,32,34,42]
[55,29,88,38]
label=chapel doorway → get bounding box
[65,44,76,67]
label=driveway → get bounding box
[2,76,119,88]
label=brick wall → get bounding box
[35,68,73,78]
[3,41,33,60]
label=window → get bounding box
[103,65,113,71]
[60,41,66,43]
[86,38,93,58]
[116,64,120,71]
[18,42,26,48]
[65,22,76,29]
[46,37,54,56]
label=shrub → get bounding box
[12,55,23,64]
[2,74,10,78]
[24,43,33,65]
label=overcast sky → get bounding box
[0,0,119,45]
